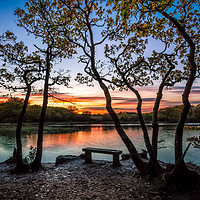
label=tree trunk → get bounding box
[85,17,148,175]
[152,93,161,158]
[32,50,51,170]
[91,59,148,174]
[175,105,190,161]
[165,143,199,187]
[152,59,175,157]
[159,11,197,162]
[16,85,31,170]
[118,70,163,176]
[174,46,196,161]
[134,89,163,176]
[101,79,148,174]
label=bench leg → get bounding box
[113,154,120,167]
[85,151,92,163]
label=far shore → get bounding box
[0,122,199,136]
[0,121,200,126]
[0,121,180,127]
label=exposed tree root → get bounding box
[10,163,31,174]
[164,160,200,189]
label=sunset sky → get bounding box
[0,0,199,114]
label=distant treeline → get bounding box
[0,98,200,123]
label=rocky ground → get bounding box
[0,157,200,200]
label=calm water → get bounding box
[0,124,200,165]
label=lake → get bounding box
[0,124,200,165]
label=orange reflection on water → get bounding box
[25,132,80,149]
[24,125,148,152]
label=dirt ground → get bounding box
[0,158,200,200]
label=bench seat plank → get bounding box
[82,147,122,166]
[82,147,122,155]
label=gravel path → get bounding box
[0,158,200,200]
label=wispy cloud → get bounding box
[165,86,200,95]
[191,90,200,94]
[172,86,200,90]
[0,88,199,114]
[115,98,155,104]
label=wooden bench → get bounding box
[82,147,122,166]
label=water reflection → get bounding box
[0,124,200,165]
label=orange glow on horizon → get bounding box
[0,85,200,114]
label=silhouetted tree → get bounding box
[15,0,73,170]
[110,0,200,185]
[58,0,150,175]
[0,31,44,172]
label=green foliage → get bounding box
[24,146,37,164]
[109,0,200,79]
[0,31,44,92]
[158,105,183,123]
[187,136,200,148]
[1,98,200,123]
[0,98,24,123]
[118,112,139,122]
[158,105,200,123]
[101,114,112,121]
[184,125,200,130]
[143,112,153,122]
[194,105,200,121]
[45,107,76,122]
[72,111,92,121]
[0,98,76,123]
[24,105,41,122]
